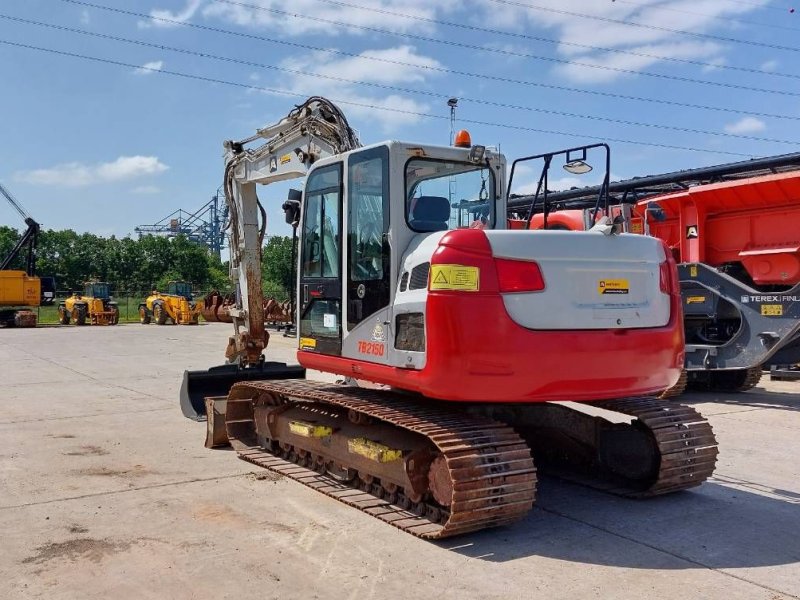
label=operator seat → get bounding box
[409,196,450,232]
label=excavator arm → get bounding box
[219,96,360,366]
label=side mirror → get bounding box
[283,189,302,226]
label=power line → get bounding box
[715,0,793,11]
[4,14,796,146]
[60,0,800,99]
[486,0,800,54]
[48,2,800,123]
[611,0,800,33]
[299,0,800,80]
[0,38,759,159]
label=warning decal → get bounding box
[299,337,317,350]
[598,279,630,295]
[686,225,699,239]
[429,265,480,291]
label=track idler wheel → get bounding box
[427,455,453,507]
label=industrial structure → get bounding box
[135,189,228,259]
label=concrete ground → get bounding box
[1,323,799,600]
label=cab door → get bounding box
[346,146,390,331]
[298,163,343,356]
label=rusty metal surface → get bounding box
[264,298,292,324]
[589,397,718,497]
[12,310,37,327]
[223,379,537,539]
[90,310,118,326]
[204,397,230,448]
[200,291,235,323]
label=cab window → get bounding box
[405,159,495,232]
[302,164,342,278]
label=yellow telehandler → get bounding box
[58,281,119,326]
[139,280,201,325]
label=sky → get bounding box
[1,0,799,242]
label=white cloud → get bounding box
[761,59,779,72]
[134,60,164,75]
[724,117,766,135]
[15,156,169,187]
[132,185,162,195]
[476,0,771,83]
[201,0,459,35]
[701,57,727,73]
[267,46,444,133]
[282,46,442,85]
[139,0,204,28]
[557,41,720,83]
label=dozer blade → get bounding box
[180,362,306,420]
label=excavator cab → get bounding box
[296,143,498,363]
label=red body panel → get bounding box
[632,172,800,285]
[299,230,684,403]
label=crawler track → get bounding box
[657,369,688,399]
[589,397,718,497]
[224,379,537,539]
[688,366,762,393]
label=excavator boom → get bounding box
[222,97,360,367]
[182,97,360,418]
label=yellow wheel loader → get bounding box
[59,281,119,326]
[139,280,201,325]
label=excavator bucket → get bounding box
[180,361,306,420]
[200,291,223,322]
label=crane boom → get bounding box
[222,96,361,366]
[0,181,30,221]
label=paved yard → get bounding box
[1,323,798,599]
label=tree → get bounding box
[0,226,21,269]
[261,235,294,299]
[0,227,229,293]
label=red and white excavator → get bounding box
[181,97,717,539]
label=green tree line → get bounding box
[0,226,295,296]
